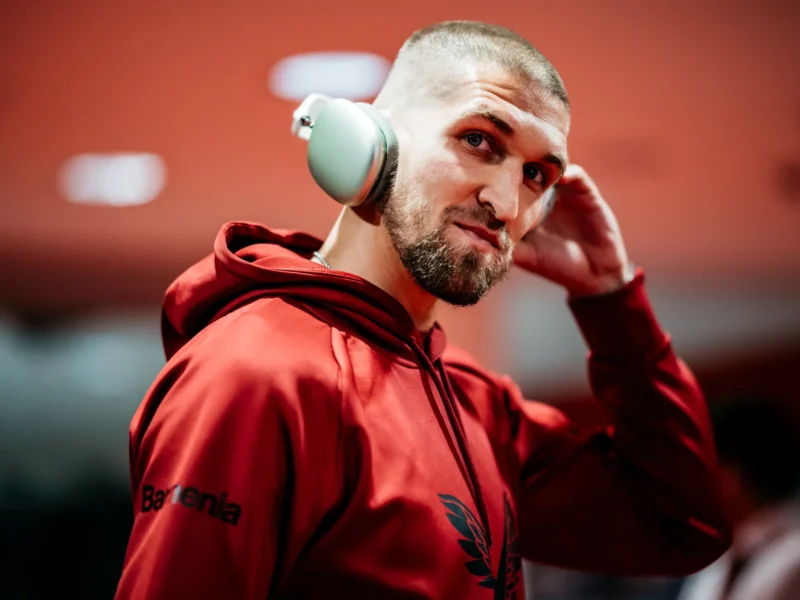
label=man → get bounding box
[115,21,731,599]
[678,393,800,600]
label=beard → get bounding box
[380,177,513,307]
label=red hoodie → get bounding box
[115,221,731,599]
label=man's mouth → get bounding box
[454,222,502,250]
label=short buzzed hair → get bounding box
[379,20,569,110]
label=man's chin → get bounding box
[432,289,485,307]
[425,274,497,307]
[392,232,509,306]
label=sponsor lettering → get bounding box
[141,484,242,525]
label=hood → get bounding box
[160,220,492,547]
[161,221,446,362]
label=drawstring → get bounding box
[409,340,493,548]
[307,248,492,545]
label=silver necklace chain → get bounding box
[312,250,332,269]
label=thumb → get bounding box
[514,226,571,276]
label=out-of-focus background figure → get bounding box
[527,393,800,600]
[677,394,800,600]
[1,1,799,598]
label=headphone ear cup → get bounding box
[307,99,393,207]
[537,186,558,226]
[354,103,398,205]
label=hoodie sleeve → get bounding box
[499,271,731,576]
[114,347,344,600]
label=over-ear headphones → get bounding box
[291,93,398,207]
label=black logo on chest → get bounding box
[439,493,521,599]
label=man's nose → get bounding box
[476,165,521,223]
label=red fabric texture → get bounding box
[115,221,731,599]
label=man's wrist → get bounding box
[568,267,668,359]
[566,261,637,299]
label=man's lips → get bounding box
[454,222,501,249]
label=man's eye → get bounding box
[465,132,488,149]
[524,164,545,185]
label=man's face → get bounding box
[381,65,571,306]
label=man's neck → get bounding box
[316,208,438,331]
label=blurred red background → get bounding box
[2,0,798,313]
[1,2,798,599]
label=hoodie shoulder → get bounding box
[131,295,344,463]
[172,295,342,394]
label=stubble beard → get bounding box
[381,179,513,307]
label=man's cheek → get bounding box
[515,203,545,240]
[509,221,532,245]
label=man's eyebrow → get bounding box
[542,153,568,178]
[458,109,568,177]
[459,109,516,136]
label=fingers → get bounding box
[556,164,599,197]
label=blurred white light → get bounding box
[269,51,391,101]
[58,152,166,207]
